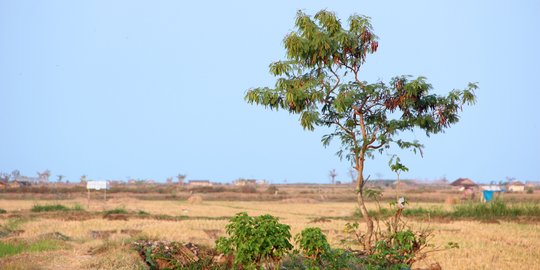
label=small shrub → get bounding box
[526,188,533,194]
[295,227,330,264]
[239,185,257,193]
[104,208,128,215]
[265,185,279,194]
[137,210,150,216]
[31,204,70,212]
[0,208,6,214]
[216,212,293,269]
[71,203,84,211]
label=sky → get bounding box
[1,1,539,184]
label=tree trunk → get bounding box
[356,157,374,251]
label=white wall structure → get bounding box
[86,181,109,190]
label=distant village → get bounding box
[0,170,273,189]
[0,170,538,197]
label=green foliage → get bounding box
[526,188,534,194]
[353,200,540,220]
[245,9,477,168]
[389,156,408,174]
[366,230,425,269]
[295,227,331,264]
[0,208,6,214]
[216,212,293,269]
[0,239,61,258]
[72,203,84,211]
[104,208,129,215]
[452,199,540,219]
[31,204,70,212]
[137,210,150,216]
[283,248,363,270]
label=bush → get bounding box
[295,227,330,264]
[0,208,6,214]
[526,188,533,194]
[366,230,424,269]
[103,208,128,215]
[31,204,70,212]
[216,212,293,269]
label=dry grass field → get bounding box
[0,187,539,269]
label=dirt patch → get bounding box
[202,229,222,240]
[90,230,117,239]
[187,195,203,204]
[280,198,319,203]
[309,217,331,223]
[480,219,501,224]
[103,213,129,221]
[38,231,72,241]
[120,229,142,237]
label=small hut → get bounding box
[507,181,525,192]
[450,178,478,199]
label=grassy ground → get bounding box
[0,197,539,269]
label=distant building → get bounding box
[507,181,525,192]
[8,180,32,188]
[450,178,478,189]
[188,180,213,187]
[234,179,267,186]
[450,178,478,199]
[480,185,503,192]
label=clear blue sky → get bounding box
[1,1,539,183]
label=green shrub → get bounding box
[295,227,330,264]
[31,204,70,212]
[0,208,6,214]
[216,212,293,269]
[104,208,128,215]
[526,188,533,194]
[137,210,150,216]
[31,204,84,212]
[366,230,419,269]
[71,203,84,211]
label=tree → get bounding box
[80,174,87,183]
[245,10,477,251]
[0,172,10,182]
[329,169,337,185]
[11,170,21,180]
[57,175,65,183]
[37,170,51,183]
[177,174,186,186]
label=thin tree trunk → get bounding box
[356,157,374,252]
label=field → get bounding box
[0,184,539,269]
